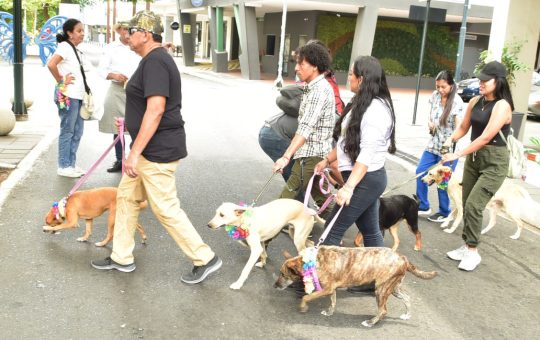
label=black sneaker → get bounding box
[428,213,446,223]
[91,257,136,273]
[107,160,122,173]
[181,256,222,284]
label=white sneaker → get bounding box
[57,167,82,178]
[447,245,468,261]
[73,166,86,176]
[458,249,482,271]
[418,208,432,216]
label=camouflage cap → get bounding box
[113,21,129,30]
[128,10,163,34]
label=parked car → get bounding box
[457,77,480,102]
[529,84,540,117]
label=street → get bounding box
[0,62,539,339]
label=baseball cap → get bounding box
[113,21,129,30]
[128,10,163,34]
[476,61,507,81]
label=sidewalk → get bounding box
[1,56,539,229]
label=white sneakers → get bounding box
[447,245,482,271]
[418,208,432,216]
[57,167,85,178]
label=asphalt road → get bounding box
[1,74,539,339]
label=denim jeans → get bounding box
[258,125,293,181]
[58,99,84,168]
[415,150,457,216]
[322,168,387,247]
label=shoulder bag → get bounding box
[67,41,94,120]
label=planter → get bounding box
[0,108,16,136]
[526,152,538,162]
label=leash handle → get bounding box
[303,171,335,214]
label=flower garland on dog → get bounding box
[225,206,252,240]
[301,247,322,294]
[437,167,453,190]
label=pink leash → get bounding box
[302,171,344,247]
[67,118,125,196]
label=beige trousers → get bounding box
[111,156,215,266]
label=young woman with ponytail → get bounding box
[415,70,463,222]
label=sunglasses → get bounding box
[128,27,146,35]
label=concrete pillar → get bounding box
[488,0,540,140]
[164,15,173,44]
[208,6,228,73]
[349,4,379,70]
[179,13,196,66]
[233,3,260,80]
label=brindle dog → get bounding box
[274,246,437,327]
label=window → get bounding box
[266,35,276,56]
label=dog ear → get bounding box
[234,209,246,216]
[282,250,293,259]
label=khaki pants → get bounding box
[461,145,508,247]
[111,156,215,266]
[280,156,327,209]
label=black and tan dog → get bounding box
[43,187,147,247]
[274,246,437,327]
[354,195,421,251]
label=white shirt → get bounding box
[54,41,86,100]
[337,98,393,172]
[97,39,141,82]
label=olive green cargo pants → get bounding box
[461,145,509,247]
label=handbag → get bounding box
[66,41,93,120]
[498,128,526,179]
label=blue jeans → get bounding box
[58,99,84,168]
[415,150,457,217]
[322,169,387,247]
[258,125,293,181]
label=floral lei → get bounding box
[55,78,70,110]
[225,207,252,240]
[437,168,453,190]
[301,247,322,294]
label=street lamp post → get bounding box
[13,0,27,120]
[412,0,431,125]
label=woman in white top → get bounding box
[47,18,87,178]
[315,56,396,247]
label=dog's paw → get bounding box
[441,222,449,228]
[229,281,243,290]
[400,313,411,320]
[361,320,373,328]
[321,309,334,316]
[42,225,54,231]
[299,305,309,313]
[443,228,454,234]
[255,261,265,268]
[94,241,107,247]
[510,234,520,240]
[76,237,88,243]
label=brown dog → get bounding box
[43,187,147,247]
[274,246,437,327]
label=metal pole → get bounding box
[412,0,430,125]
[13,0,27,118]
[454,0,470,82]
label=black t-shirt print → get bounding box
[125,47,187,163]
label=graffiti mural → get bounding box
[0,12,66,65]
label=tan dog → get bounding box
[43,187,147,247]
[208,198,322,290]
[274,246,437,327]
[422,165,530,239]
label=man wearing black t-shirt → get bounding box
[92,11,222,284]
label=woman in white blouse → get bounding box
[315,55,396,247]
[47,18,87,178]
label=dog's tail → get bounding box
[406,260,437,280]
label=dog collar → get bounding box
[301,247,322,294]
[52,197,68,221]
[225,209,252,240]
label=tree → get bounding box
[475,41,529,87]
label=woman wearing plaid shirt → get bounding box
[416,71,463,222]
[272,43,336,211]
